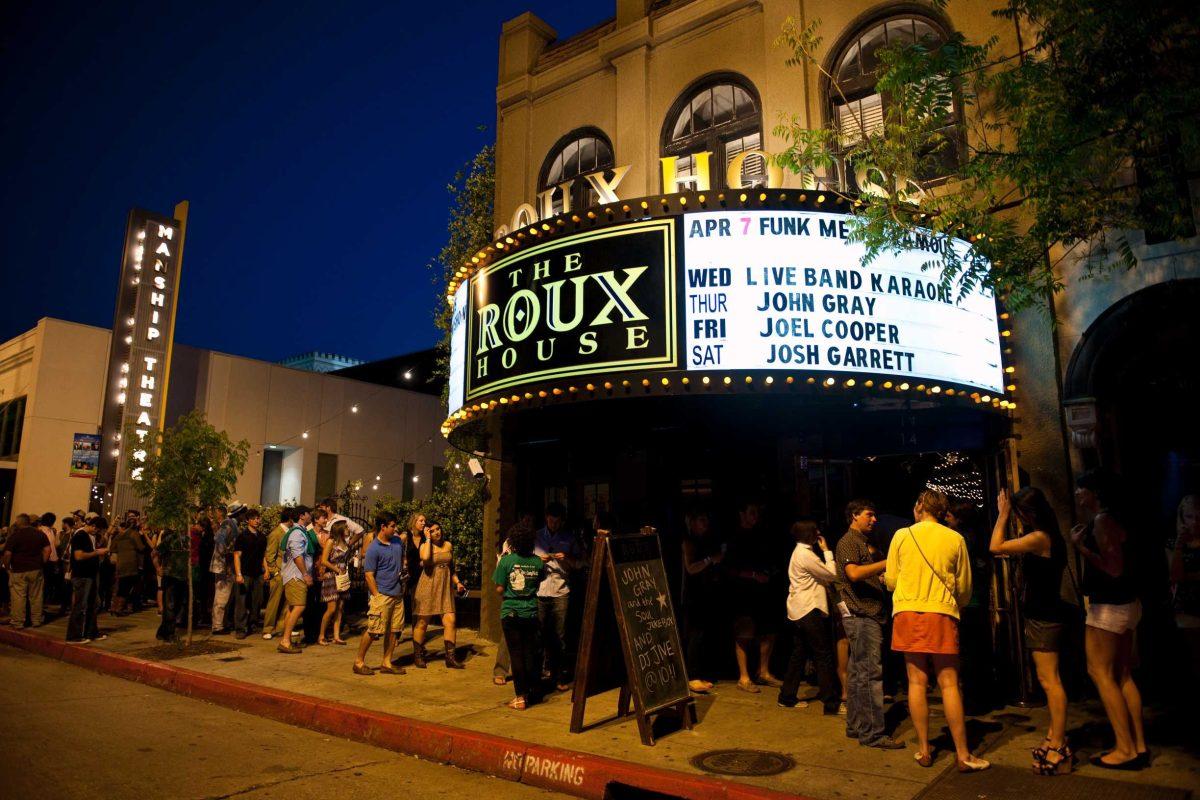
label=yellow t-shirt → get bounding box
[884,519,972,619]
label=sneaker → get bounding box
[66,638,91,644]
[778,700,810,709]
[861,737,906,750]
[262,632,274,640]
[93,634,109,641]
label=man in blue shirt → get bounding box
[534,502,581,691]
[353,513,407,675]
[276,506,313,654]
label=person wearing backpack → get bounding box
[276,506,314,654]
[885,489,988,773]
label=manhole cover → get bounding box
[690,749,795,777]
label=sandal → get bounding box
[688,679,711,694]
[493,676,508,686]
[957,756,990,773]
[508,696,527,710]
[915,750,934,768]
[1032,740,1073,776]
[318,638,332,646]
[736,680,761,694]
[756,674,783,688]
[332,638,347,646]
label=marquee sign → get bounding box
[95,204,188,512]
[446,195,1006,421]
[452,219,678,408]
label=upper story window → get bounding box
[539,128,615,215]
[828,15,959,187]
[662,74,764,190]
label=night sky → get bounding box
[0,1,608,363]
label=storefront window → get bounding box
[828,15,959,187]
[539,128,615,215]
[662,74,764,190]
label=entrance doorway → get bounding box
[1064,278,1200,688]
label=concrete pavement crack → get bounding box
[200,759,389,799]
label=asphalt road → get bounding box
[0,644,568,800]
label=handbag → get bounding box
[335,570,351,592]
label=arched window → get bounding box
[538,128,615,216]
[662,74,764,190]
[828,14,959,186]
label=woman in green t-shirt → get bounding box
[493,525,544,709]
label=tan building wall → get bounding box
[0,318,444,522]
[1,319,109,518]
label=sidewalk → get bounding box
[2,610,1196,799]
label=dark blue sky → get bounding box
[0,1,608,363]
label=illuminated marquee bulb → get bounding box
[124,335,133,345]
[302,431,309,439]
[824,377,835,387]
[350,405,358,413]
[723,376,732,385]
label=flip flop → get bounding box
[493,676,508,686]
[736,680,761,694]
[508,697,527,710]
[332,639,348,646]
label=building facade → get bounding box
[0,317,445,523]
[461,0,1200,661]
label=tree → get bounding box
[773,0,1200,311]
[134,410,249,646]
[420,140,495,584]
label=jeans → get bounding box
[9,570,44,626]
[780,609,839,712]
[235,575,263,634]
[494,625,511,678]
[502,616,542,700]
[66,577,99,641]
[157,576,188,640]
[538,594,570,683]
[843,616,885,744]
[211,574,234,631]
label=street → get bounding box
[0,645,568,800]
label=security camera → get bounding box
[468,457,487,484]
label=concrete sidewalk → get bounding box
[3,610,1196,799]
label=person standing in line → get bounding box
[318,497,365,548]
[991,487,1073,774]
[403,512,427,638]
[194,511,215,627]
[834,499,903,749]
[261,507,292,639]
[724,500,784,693]
[318,520,351,645]
[210,503,245,635]
[778,521,840,714]
[96,519,115,613]
[36,513,59,612]
[1167,495,1200,695]
[57,516,78,615]
[680,505,722,694]
[1072,470,1148,770]
[233,509,266,639]
[535,503,580,690]
[3,514,50,627]
[946,501,995,716]
[494,524,545,709]
[276,506,314,654]
[886,490,987,772]
[302,507,331,644]
[66,516,109,643]
[353,513,407,675]
[413,521,467,669]
[154,526,190,641]
[108,520,145,616]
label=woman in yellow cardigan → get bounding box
[885,489,989,773]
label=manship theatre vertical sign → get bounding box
[95,203,188,513]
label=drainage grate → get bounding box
[690,749,795,777]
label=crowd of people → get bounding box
[2,473,1196,776]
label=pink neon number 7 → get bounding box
[741,217,751,235]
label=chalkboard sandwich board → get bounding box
[571,527,695,746]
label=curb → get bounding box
[0,627,801,800]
